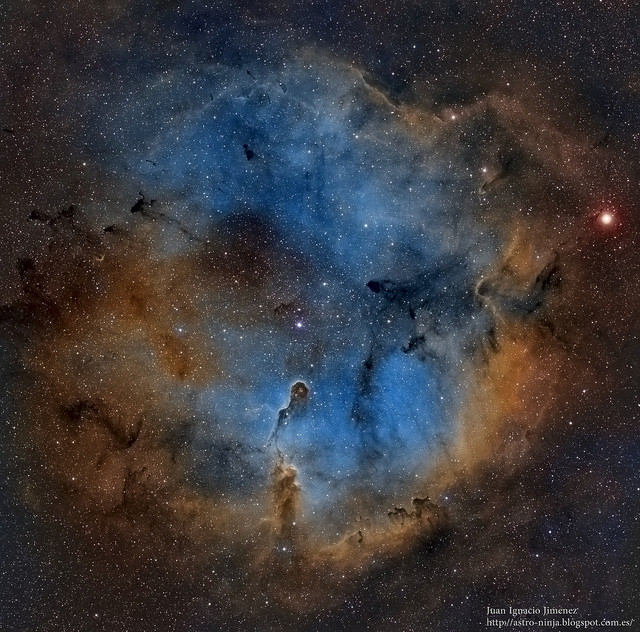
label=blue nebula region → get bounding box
[91,57,499,533]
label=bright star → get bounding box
[599,211,614,225]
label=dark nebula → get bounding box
[0,1,639,631]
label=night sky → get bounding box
[1,1,639,631]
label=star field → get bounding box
[0,1,639,631]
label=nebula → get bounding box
[1,1,638,630]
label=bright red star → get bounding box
[599,210,614,226]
